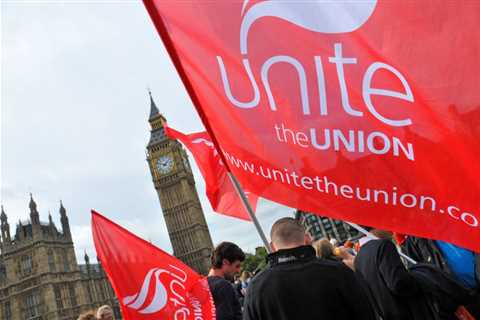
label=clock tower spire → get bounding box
[145,91,213,275]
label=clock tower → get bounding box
[145,91,214,275]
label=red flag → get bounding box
[144,1,480,252]
[91,210,216,320]
[393,233,407,246]
[165,124,257,221]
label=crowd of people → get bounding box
[78,304,114,320]
[208,218,480,320]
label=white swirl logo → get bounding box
[239,0,377,54]
[216,0,381,111]
[192,137,224,166]
[123,268,169,314]
[192,138,214,149]
[216,0,415,131]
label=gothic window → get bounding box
[188,234,193,249]
[48,250,55,272]
[24,291,40,318]
[54,285,63,309]
[98,282,106,300]
[0,264,6,282]
[87,284,93,303]
[180,212,185,227]
[69,284,77,306]
[3,301,12,320]
[63,249,70,272]
[21,255,32,275]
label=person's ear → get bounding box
[222,258,230,268]
[304,233,313,245]
[270,241,277,252]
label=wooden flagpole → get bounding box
[228,172,272,253]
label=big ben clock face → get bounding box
[156,155,174,174]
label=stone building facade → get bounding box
[0,196,121,320]
[146,91,214,275]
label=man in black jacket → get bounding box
[354,230,436,320]
[243,218,376,320]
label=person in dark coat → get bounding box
[409,263,475,320]
[243,218,376,320]
[402,236,480,318]
[402,237,452,272]
[208,242,245,320]
[354,229,436,320]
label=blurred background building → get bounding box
[294,210,360,243]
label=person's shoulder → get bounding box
[361,239,398,260]
[313,258,355,274]
[361,238,391,251]
[376,238,396,250]
[247,266,272,288]
[207,276,233,290]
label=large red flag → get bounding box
[144,1,480,252]
[165,125,257,221]
[91,210,216,320]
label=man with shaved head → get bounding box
[270,217,309,250]
[243,217,377,320]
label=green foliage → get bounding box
[241,247,268,272]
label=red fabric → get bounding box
[165,125,257,221]
[455,306,476,320]
[144,1,480,252]
[393,233,407,246]
[91,210,216,320]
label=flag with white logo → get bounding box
[91,210,216,320]
[144,1,480,252]
[165,124,258,221]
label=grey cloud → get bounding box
[2,2,294,264]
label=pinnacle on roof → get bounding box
[148,89,160,120]
[29,193,37,211]
[1,205,6,221]
[59,200,66,216]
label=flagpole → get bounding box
[228,172,272,253]
[346,222,417,265]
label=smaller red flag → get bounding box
[164,124,258,221]
[393,233,408,246]
[91,210,216,320]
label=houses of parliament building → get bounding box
[0,196,121,319]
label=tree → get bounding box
[241,247,268,273]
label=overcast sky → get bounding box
[1,1,292,264]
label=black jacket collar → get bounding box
[267,245,316,266]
